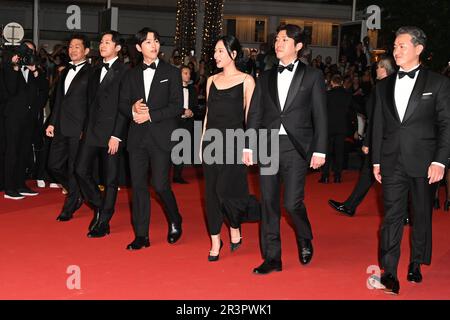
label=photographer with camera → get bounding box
[2,40,49,200]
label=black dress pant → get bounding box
[322,133,345,178]
[173,118,194,179]
[380,158,434,277]
[128,136,181,237]
[75,143,120,222]
[259,136,313,263]
[4,114,34,191]
[344,154,375,210]
[47,133,82,213]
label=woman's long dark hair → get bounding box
[216,35,245,71]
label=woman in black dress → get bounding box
[200,35,259,261]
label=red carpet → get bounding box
[1,167,450,300]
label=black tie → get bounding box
[183,85,189,89]
[68,61,86,71]
[398,67,420,79]
[142,62,157,70]
[102,62,110,71]
[278,63,295,74]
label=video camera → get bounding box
[0,42,38,66]
[15,42,38,66]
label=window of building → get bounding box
[223,16,267,43]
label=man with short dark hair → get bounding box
[119,28,184,250]
[319,74,352,184]
[46,34,91,221]
[244,24,327,274]
[371,26,450,295]
[75,31,129,237]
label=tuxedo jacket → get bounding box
[178,84,199,124]
[2,64,49,120]
[326,86,352,136]
[84,60,129,147]
[372,68,450,177]
[247,61,327,160]
[49,63,91,137]
[119,60,184,152]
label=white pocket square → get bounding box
[160,79,168,83]
[422,92,432,96]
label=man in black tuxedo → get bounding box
[46,34,91,221]
[2,41,49,200]
[172,65,198,184]
[75,31,129,237]
[371,26,450,295]
[119,28,184,250]
[319,74,352,183]
[328,56,396,217]
[244,24,327,274]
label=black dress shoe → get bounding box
[208,240,223,262]
[167,223,182,244]
[433,198,440,209]
[4,190,25,200]
[173,177,189,184]
[56,211,73,221]
[444,200,450,212]
[88,209,101,231]
[407,263,422,283]
[298,239,313,265]
[334,175,342,183]
[380,273,400,295]
[17,187,39,196]
[318,176,329,184]
[126,237,150,250]
[87,222,110,238]
[253,260,282,274]
[328,199,355,217]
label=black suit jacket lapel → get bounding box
[148,61,165,104]
[65,64,88,97]
[137,67,146,101]
[386,75,401,122]
[402,68,428,123]
[283,61,306,113]
[268,68,281,112]
[99,60,120,90]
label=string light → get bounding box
[174,0,197,61]
[201,0,224,71]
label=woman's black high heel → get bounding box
[444,200,450,212]
[208,240,223,262]
[230,227,242,252]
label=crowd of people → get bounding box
[1,24,449,296]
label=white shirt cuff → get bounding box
[313,152,326,158]
[111,136,122,142]
[432,162,445,168]
[373,164,380,167]
[243,148,253,153]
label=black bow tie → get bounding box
[278,63,295,74]
[398,67,420,79]
[102,62,110,71]
[68,61,86,71]
[183,85,189,89]
[142,62,157,70]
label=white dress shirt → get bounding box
[394,64,420,122]
[100,56,118,83]
[277,59,299,135]
[143,58,159,102]
[64,60,86,95]
[21,66,29,83]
